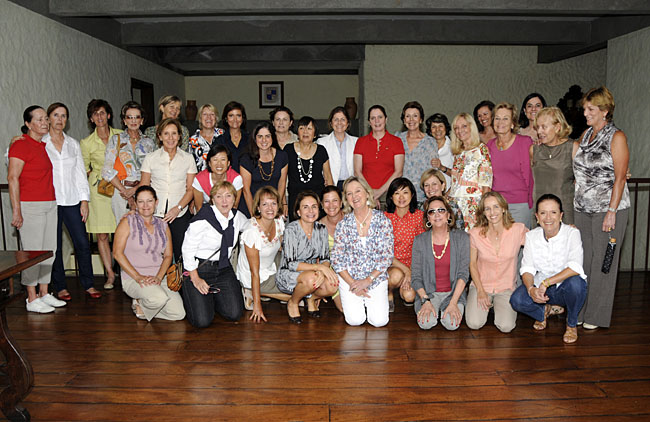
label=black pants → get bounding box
[181,263,243,328]
[169,211,191,262]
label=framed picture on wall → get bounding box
[259,81,284,108]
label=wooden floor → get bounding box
[4,272,650,421]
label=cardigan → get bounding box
[410,228,470,310]
[317,131,357,182]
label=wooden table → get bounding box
[0,250,53,422]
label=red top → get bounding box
[384,209,425,267]
[354,132,404,189]
[433,242,451,292]
[8,135,56,201]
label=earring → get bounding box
[426,221,432,228]
[603,116,606,121]
[367,200,371,206]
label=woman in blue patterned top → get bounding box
[277,191,339,324]
[331,177,394,327]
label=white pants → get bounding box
[122,274,185,321]
[339,277,389,327]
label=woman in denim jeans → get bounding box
[181,181,248,328]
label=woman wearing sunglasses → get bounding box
[410,196,469,330]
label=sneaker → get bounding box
[26,298,55,313]
[40,293,67,308]
[582,323,599,330]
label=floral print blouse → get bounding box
[188,127,225,172]
[331,210,394,290]
[449,144,493,198]
[384,209,425,267]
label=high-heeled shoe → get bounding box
[288,315,302,324]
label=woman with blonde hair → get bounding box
[419,168,464,230]
[144,95,190,150]
[188,103,224,171]
[531,106,578,224]
[486,102,534,228]
[447,113,492,230]
[466,191,527,333]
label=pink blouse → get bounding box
[487,135,534,208]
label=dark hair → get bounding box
[423,195,455,231]
[293,190,320,220]
[221,101,247,131]
[535,193,563,213]
[367,104,387,120]
[518,93,547,129]
[205,144,231,173]
[321,185,343,202]
[120,101,146,129]
[425,113,451,137]
[269,106,294,126]
[155,118,183,147]
[296,116,319,139]
[248,121,280,162]
[473,100,495,132]
[252,186,283,219]
[385,177,418,214]
[47,102,69,119]
[86,99,114,129]
[135,185,157,201]
[21,105,44,134]
[328,106,350,129]
[400,101,425,131]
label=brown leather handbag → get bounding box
[97,179,114,197]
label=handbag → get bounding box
[97,179,114,197]
[166,249,220,292]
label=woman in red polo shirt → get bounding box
[8,106,66,313]
[353,105,405,208]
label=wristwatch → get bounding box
[177,205,182,211]
[369,274,377,282]
[421,296,430,305]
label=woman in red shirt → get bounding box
[384,178,424,312]
[8,106,66,313]
[353,105,404,208]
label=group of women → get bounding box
[9,86,629,344]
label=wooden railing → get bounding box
[625,178,650,274]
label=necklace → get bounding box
[257,218,275,241]
[300,222,313,239]
[431,232,450,260]
[296,143,314,183]
[354,208,372,229]
[258,153,275,182]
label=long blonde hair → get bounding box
[450,113,481,155]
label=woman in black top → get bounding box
[285,116,333,221]
[239,122,288,218]
[215,101,249,173]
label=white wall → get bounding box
[185,75,359,121]
[607,26,650,270]
[0,0,184,248]
[363,45,607,132]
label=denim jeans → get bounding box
[52,203,94,292]
[181,263,243,328]
[510,275,587,327]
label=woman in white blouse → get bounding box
[237,186,291,322]
[140,118,197,261]
[44,102,100,300]
[509,194,587,343]
[317,106,357,190]
[181,181,248,327]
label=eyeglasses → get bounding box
[427,208,447,215]
[125,115,142,120]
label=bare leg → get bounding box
[287,271,320,319]
[25,286,37,303]
[97,233,115,288]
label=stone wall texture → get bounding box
[0,0,184,248]
[607,26,650,269]
[363,45,607,133]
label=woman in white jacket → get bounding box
[317,106,357,190]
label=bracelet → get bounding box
[527,285,535,295]
[608,207,616,213]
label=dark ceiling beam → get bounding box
[121,19,589,46]
[538,15,650,63]
[49,0,650,17]
[156,45,365,63]
[174,61,362,76]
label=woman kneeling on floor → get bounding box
[113,186,185,321]
[181,181,248,327]
[509,194,587,343]
[237,186,291,323]
[277,191,339,324]
[411,196,469,330]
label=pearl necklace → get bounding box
[296,143,314,183]
[431,232,450,260]
[354,208,372,229]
